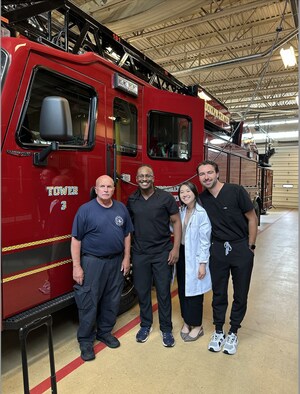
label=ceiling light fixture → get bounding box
[280,46,297,68]
[198,90,212,101]
[250,131,299,141]
[245,119,298,127]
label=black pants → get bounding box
[74,254,124,344]
[210,239,254,332]
[177,245,204,326]
[132,251,173,332]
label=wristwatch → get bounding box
[249,244,256,250]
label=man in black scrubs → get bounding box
[197,160,258,355]
[127,165,181,347]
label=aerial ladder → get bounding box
[1,0,200,96]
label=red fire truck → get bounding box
[1,1,271,330]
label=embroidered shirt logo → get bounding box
[115,216,124,226]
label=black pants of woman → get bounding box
[177,244,204,326]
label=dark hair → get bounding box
[178,181,202,207]
[137,164,154,174]
[196,160,219,175]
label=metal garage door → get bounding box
[270,145,298,209]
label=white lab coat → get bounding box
[180,203,212,296]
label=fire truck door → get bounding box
[2,52,106,244]
[108,94,143,203]
[142,88,204,187]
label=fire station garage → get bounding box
[1,1,298,394]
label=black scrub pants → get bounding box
[132,250,173,333]
[177,244,204,326]
[74,253,124,345]
[210,238,254,332]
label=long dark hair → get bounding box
[178,181,202,207]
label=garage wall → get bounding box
[269,145,298,208]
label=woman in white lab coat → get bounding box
[177,181,212,341]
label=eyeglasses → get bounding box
[136,174,154,180]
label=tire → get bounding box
[253,200,260,226]
[118,264,138,315]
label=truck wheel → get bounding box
[253,200,260,226]
[118,264,138,315]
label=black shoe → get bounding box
[80,343,95,361]
[96,333,120,348]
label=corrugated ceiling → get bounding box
[73,0,299,140]
[3,0,297,140]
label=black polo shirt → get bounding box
[200,183,254,242]
[127,188,179,255]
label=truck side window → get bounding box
[113,98,137,156]
[148,111,191,160]
[1,49,8,83]
[17,67,97,148]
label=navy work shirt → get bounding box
[72,198,133,256]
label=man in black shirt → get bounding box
[197,160,258,355]
[127,165,181,347]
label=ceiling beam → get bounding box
[125,0,280,41]
[290,0,299,28]
[221,97,298,107]
[149,33,291,64]
[226,96,298,104]
[164,52,296,73]
[92,0,210,32]
[229,103,298,111]
[140,15,293,55]
[212,85,298,96]
[198,70,298,88]
[170,30,298,76]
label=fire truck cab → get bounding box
[1,34,204,329]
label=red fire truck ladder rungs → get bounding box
[1,0,198,96]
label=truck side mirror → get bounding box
[34,97,73,166]
[39,96,73,141]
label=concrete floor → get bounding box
[1,208,298,394]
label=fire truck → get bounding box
[1,1,271,330]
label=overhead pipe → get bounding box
[173,29,298,77]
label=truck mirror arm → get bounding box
[33,141,59,166]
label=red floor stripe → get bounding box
[30,288,178,393]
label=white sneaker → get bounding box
[208,330,226,352]
[223,332,238,355]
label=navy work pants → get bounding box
[74,254,124,344]
[132,251,173,332]
[210,239,254,331]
